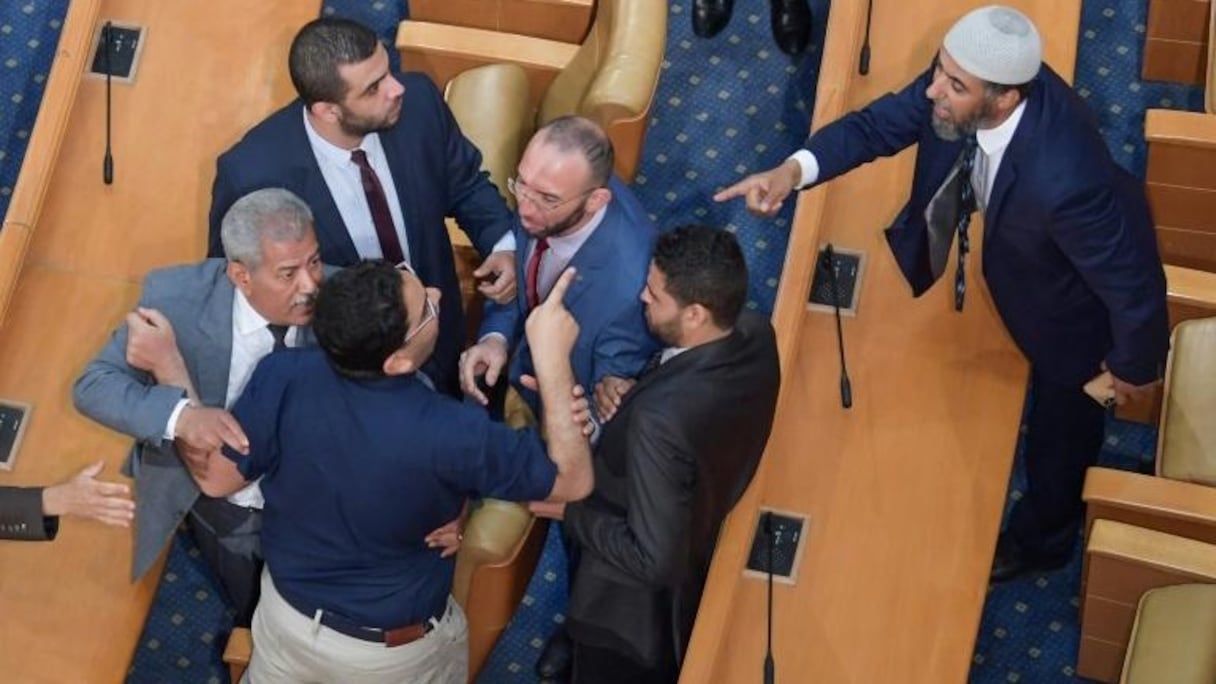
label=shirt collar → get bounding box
[544,204,608,259]
[301,106,384,167]
[232,288,272,338]
[975,99,1026,157]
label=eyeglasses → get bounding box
[506,177,595,215]
[403,293,438,346]
[395,262,438,346]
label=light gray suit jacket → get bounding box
[73,259,281,580]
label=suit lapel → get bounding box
[984,83,1041,231]
[286,109,359,264]
[379,130,428,274]
[560,208,619,310]
[193,267,236,408]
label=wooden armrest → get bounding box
[1165,264,1216,312]
[1089,519,1216,581]
[223,627,253,683]
[1145,109,1216,151]
[396,21,577,70]
[1083,467,1216,546]
[397,21,576,90]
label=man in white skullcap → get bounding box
[716,5,1168,582]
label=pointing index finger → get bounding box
[543,267,578,306]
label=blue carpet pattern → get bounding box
[0,0,1205,682]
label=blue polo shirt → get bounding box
[224,348,557,628]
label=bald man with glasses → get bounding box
[459,116,659,425]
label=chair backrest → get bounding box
[540,0,667,181]
[1158,316,1216,484]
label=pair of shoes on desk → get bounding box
[536,626,573,682]
[692,0,813,56]
[988,533,1072,584]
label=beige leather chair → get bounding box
[1120,583,1216,683]
[397,0,667,182]
[1078,313,1216,681]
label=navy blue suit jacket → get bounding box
[207,73,513,393]
[480,177,660,415]
[805,64,1168,386]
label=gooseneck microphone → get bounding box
[859,0,874,75]
[763,511,776,684]
[103,21,114,185]
[824,245,853,408]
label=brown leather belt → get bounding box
[286,595,440,647]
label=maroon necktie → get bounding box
[525,238,550,310]
[350,149,405,265]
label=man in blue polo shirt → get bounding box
[193,260,593,683]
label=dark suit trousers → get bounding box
[573,641,677,684]
[189,495,263,626]
[1005,370,1105,559]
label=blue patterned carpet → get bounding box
[0,0,1204,682]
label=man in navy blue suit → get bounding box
[208,17,516,395]
[717,5,1169,582]
[458,116,659,423]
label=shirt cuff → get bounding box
[789,149,820,189]
[163,398,192,442]
[478,332,509,347]
[491,232,516,253]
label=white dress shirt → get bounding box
[164,291,299,509]
[303,109,412,264]
[301,108,515,262]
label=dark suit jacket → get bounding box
[207,73,512,393]
[805,63,1169,387]
[479,176,660,415]
[0,487,55,541]
[564,311,781,668]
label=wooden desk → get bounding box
[0,1,318,680]
[682,1,1081,681]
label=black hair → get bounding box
[312,260,409,378]
[288,18,380,106]
[652,226,748,328]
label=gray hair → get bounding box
[219,188,315,268]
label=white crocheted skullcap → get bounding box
[942,5,1042,85]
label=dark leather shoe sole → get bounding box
[693,0,735,38]
[770,0,812,56]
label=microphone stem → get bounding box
[825,245,853,408]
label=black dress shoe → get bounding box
[989,533,1071,584]
[769,0,812,56]
[536,626,574,681]
[692,0,734,39]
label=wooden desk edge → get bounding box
[0,0,102,331]
[676,0,863,678]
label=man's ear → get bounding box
[586,186,613,214]
[382,348,416,377]
[227,261,253,296]
[307,100,342,125]
[682,302,711,330]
